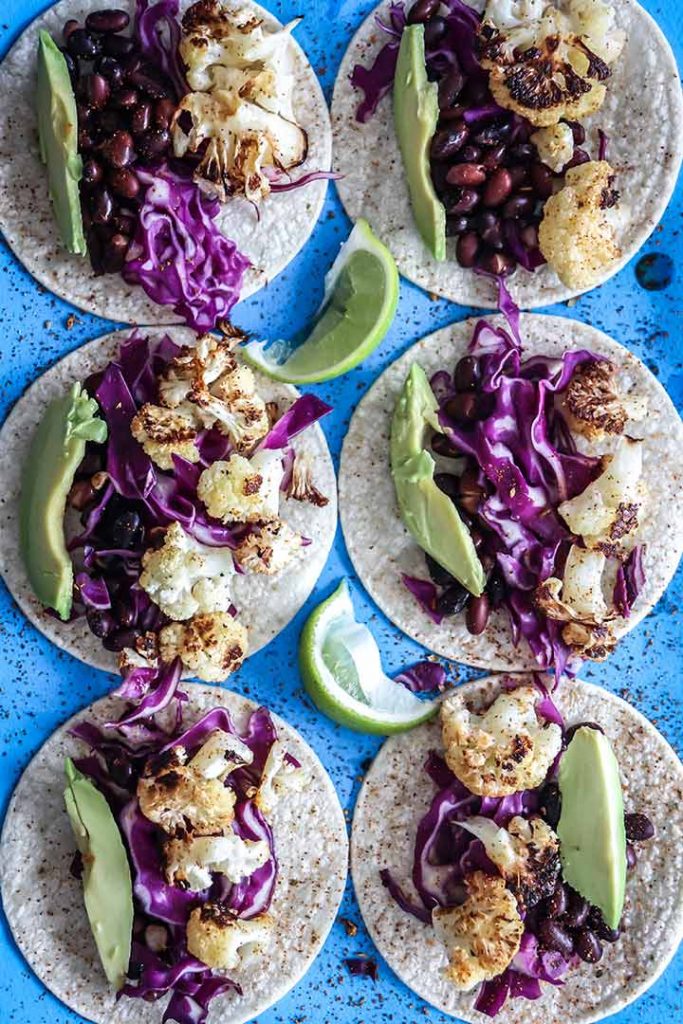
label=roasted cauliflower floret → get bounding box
[286,451,329,506]
[198,451,284,524]
[233,520,302,575]
[562,360,647,441]
[536,545,610,623]
[189,729,253,780]
[562,619,617,659]
[459,815,560,909]
[164,832,270,890]
[137,746,236,836]
[441,687,562,797]
[130,403,199,470]
[538,161,621,289]
[158,334,238,409]
[432,872,523,990]
[558,436,644,547]
[187,903,274,969]
[479,0,624,127]
[255,740,308,815]
[530,122,574,173]
[173,1,307,202]
[159,611,249,683]
[139,521,235,621]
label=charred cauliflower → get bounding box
[186,903,274,969]
[173,1,307,203]
[159,611,248,683]
[479,0,624,127]
[164,832,270,890]
[562,619,618,659]
[286,451,329,506]
[538,161,621,289]
[197,451,284,524]
[459,815,560,909]
[233,520,302,575]
[255,740,307,815]
[188,729,253,780]
[137,746,236,836]
[432,872,524,990]
[535,547,619,657]
[441,687,562,797]
[562,360,647,441]
[139,521,235,621]
[130,403,199,470]
[530,122,574,172]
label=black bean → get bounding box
[109,167,140,199]
[90,187,114,225]
[507,165,529,190]
[448,188,480,215]
[129,68,169,99]
[447,163,486,187]
[136,128,171,161]
[444,393,479,424]
[438,68,464,110]
[95,55,124,87]
[483,168,512,207]
[425,15,448,47]
[508,143,535,163]
[626,843,638,872]
[431,432,461,458]
[103,628,139,652]
[466,593,490,635]
[588,908,621,943]
[439,103,466,124]
[481,250,515,276]
[86,9,131,33]
[97,109,123,134]
[68,479,97,510]
[67,28,102,59]
[426,553,456,588]
[103,33,136,58]
[520,223,539,249]
[459,144,482,163]
[435,584,469,617]
[107,753,134,787]
[63,19,80,43]
[575,929,603,963]
[539,782,561,828]
[464,77,489,105]
[446,215,470,237]
[565,147,590,170]
[537,919,574,958]
[474,120,513,147]
[486,569,506,608]
[431,123,468,160]
[82,158,104,188]
[100,129,135,168]
[624,812,655,842]
[456,231,479,268]
[482,144,506,171]
[407,0,440,23]
[111,86,139,110]
[563,889,589,929]
[102,233,130,273]
[564,120,586,145]
[434,473,460,500]
[82,73,111,110]
[530,163,555,199]
[112,212,137,236]
[457,466,485,515]
[130,101,152,134]
[112,510,142,548]
[60,48,79,83]
[477,210,504,250]
[113,598,136,628]
[545,882,568,919]
[503,194,534,219]
[453,356,480,391]
[154,97,177,130]
[86,608,115,638]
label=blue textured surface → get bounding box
[0,1,682,1022]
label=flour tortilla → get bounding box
[0,0,331,324]
[352,672,683,1023]
[338,313,683,670]
[331,0,683,310]
[0,684,348,1024]
[0,326,337,674]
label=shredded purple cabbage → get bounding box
[344,956,379,980]
[401,574,444,624]
[349,2,407,122]
[395,661,446,693]
[133,0,187,100]
[258,394,332,450]
[268,169,342,193]
[614,544,647,617]
[123,165,250,332]
[597,128,609,161]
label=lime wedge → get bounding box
[299,580,438,734]
[243,219,399,384]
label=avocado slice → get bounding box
[557,726,627,930]
[64,758,133,989]
[36,30,87,256]
[393,25,446,262]
[390,363,485,596]
[20,383,107,620]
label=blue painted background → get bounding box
[1,1,682,1021]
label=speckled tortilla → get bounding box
[338,313,683,670]
[352,673,683,1023]
[0,326,337,675]
[331,0,683,310]
[0,684,348,1024]
[0,0,331,324]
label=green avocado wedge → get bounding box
[64,758,133,989]
[36,31,86,256]
[20,382,107,620]
[557,726,627,930]
[393,25,446,261]
[391,363,485,596]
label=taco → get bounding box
[352,672,683,1021]
[0,325,336,689]
[0,683,348,1023]
[0,0,332,329]
[338,301,683,673]
[331,0,683,309]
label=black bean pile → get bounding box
[532,779,655,966]
[407,1,587,275]
[60,9,177,274]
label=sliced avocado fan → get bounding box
[20,382,107,620]
[390,363,485,596]
[64,758,133,989]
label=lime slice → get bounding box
[299,580,438,734]
[243,219,399,384]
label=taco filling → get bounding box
[380,680,655,1017]
[37,0,328,330]
[391,282,647,676]
[19,328,331,698]
[350,0,623,286]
